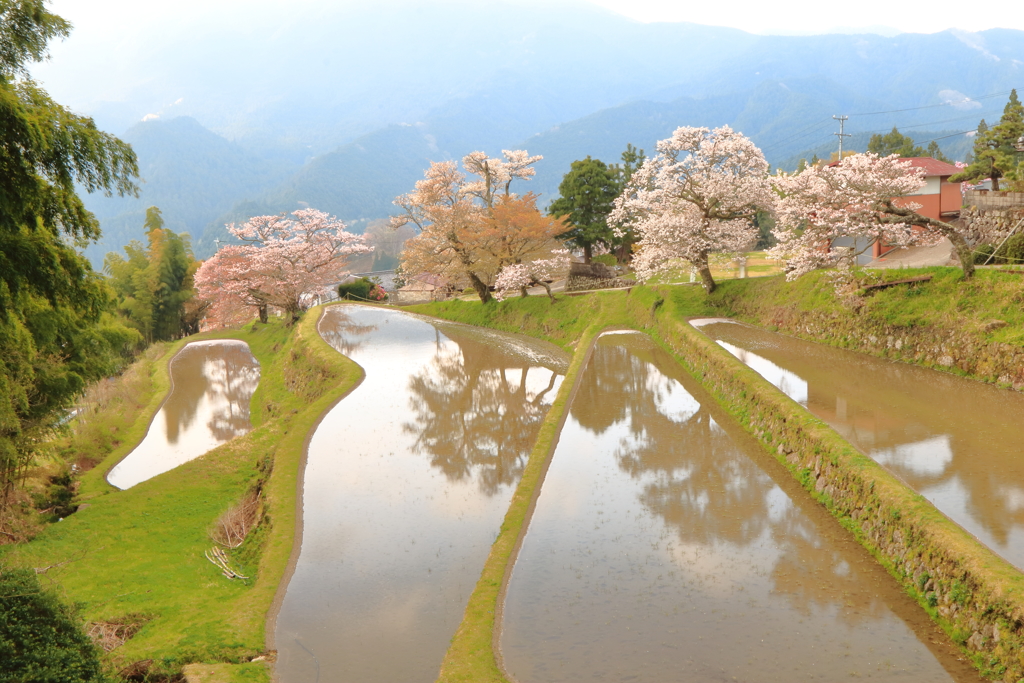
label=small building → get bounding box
[872,157,962,260]
[394,273,451,303]
[892,157,962,221]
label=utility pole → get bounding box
[833,115,851,160]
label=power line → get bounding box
[761,120,834,154]
[850,90,1012,116]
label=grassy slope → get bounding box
[1,309,362,678]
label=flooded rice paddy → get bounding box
[500,332,979,683]
[695,319,1024,572]
[273,306,567,683]
[107,340,259,490]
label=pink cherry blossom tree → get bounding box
[195,208,371,326]
[770,153,976,280]
[610,126,774,293]
[493,250,573,301]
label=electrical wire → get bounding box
[850,90,1012,116]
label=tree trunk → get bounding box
[583,243,592,264]
[258,304,268,324]
[946,230,976,279]
[534,278,555,302]
[698,265,717,294]
[468,273,492,303]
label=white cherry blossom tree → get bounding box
[611,126,774,293]
[770,153,976,280]
[493,250,573,301]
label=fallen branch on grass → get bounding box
[204,546,249,580]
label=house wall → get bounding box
[940,180,961,215]
[894,193,941,221]
[908,176,941,196]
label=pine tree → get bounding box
[951,92,1024,190]
[548,157,621,262]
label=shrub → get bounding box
[0,566,105,683]
[974,244,996,265]
[338,278,374,301]
[996,232,1024,266]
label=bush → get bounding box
[0,566,105,683]
[974,243,996,264]
[338,278,374,300]
[591,254,618,267]
[996,232,1024,266]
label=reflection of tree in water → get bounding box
[204,349,261,441]
[318,308,380,356]
[404,333,558,496]
[585,335,890,622]
[163,344,259,444]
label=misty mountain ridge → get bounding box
[64,3,1023,264]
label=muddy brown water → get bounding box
[500,332,980,683]
[695,319,1024,573]
[106,340,260,490]
[273,306,568,683]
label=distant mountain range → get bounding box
[56,1,1023,265]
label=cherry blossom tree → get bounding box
[195,208,371,326]
[393,150,556,303]
[611,126,774,293]
[770,152,976,280]
[494,250,573,301]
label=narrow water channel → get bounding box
[695,319,1024,572]
[107,340,260,490]
[500,332,979,683]
[274,306,568,683]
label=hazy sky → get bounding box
[40,0,1024,38]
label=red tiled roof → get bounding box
[826,156,960,177]
[899,157,961,177]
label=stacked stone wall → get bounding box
[565,262,635,292]
[653,312,1024,681]
[961,191,1024,246]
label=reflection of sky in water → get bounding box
[873,435,954,477]
[275,306,567,683]
[502,335,962,683]
[717,340,809,405]
[107,340,259,490]
[699,319,1024,572]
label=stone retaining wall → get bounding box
[654,311,1024,681]
[565,262,635,292]
[961,206,1024,246]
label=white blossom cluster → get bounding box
[611,126,773,287]
[493,250,572,301]
[769,153,933,280]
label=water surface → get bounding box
[501,332,979,683]
[107,340,259,489]
[274,306,567,683]
[696,319,1024,571]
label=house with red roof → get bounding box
[877,157,962,258]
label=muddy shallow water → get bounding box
[500,332,980,683]
[273,306,567,683]
[696,319,1024,572]
[107,340,260,490]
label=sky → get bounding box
[37,0,1024,38]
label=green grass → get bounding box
[1,308,363,680]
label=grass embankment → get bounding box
[416,274,1024,682]
[1,308,362,681]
